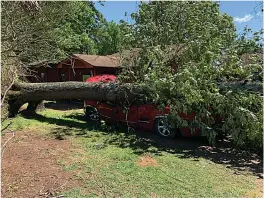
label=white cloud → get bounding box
[234,14,253,23]
[256,12,262,16]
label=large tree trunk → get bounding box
[8,81,150,102]
[6,81,262,117]
[7,81,147,117]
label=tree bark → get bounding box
[7,81,147,117]
[26,101,43,112]
[9,82,132,101]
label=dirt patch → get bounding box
[137,154,158,167]
[1,130,81,198]
[243,178,263,198]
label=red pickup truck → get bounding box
[84,74,220,138]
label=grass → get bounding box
[2,106,259,198]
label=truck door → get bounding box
[116,105,138,128]
[97,101,117,123]
[138,104,156,131]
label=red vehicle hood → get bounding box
[86,75,117,83]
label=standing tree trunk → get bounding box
[26,100,43,112]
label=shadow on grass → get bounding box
[20,110,263,178]
[20,110,101,139]
[44,100,84,111]
[106,129,263,178]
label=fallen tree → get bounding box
[5,80,262,117]
[6,81,148,117]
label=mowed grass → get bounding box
[2,106,258,198]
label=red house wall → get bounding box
[47,68,60,82]
[94,67,119,75]
[29,57,120,83]
[37,67,47,82]
[72,68,93,81]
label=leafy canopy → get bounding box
[119,1,263,150]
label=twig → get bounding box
[71,57,76,76]
[53,181,68,192]
[1,77,15,106]
[1,121,13,132]
[1,130,15,157]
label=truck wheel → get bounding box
[85,107,99,122]
[154,118,175,138]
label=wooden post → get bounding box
[68,66,71,81]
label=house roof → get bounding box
[73,54,120,68]
[64,46,184,69]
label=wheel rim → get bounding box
[157,119,171,137]
[89,110,99,121]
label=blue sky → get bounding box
[95,1,263,34]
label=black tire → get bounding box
[84,106,100,122]
[153,118,175,138]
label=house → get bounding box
[29,46,185,83]
[29,54,121,82]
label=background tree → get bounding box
[97,21,123,55]
[54,1,107,55]
[1,1,66,118]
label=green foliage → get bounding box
[54,1,106,55]
[118,1,263,151]
[1,1,113,67]
[1,1,68,65]
[97,21,123,55]
[236,27,263,55]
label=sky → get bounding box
[94,1,263,35]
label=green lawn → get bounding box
[2,106,260,198]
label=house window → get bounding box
[40,73,45,82]
[60,73,65,81]
[82,75,90,82]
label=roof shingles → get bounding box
[73,54,120,68]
